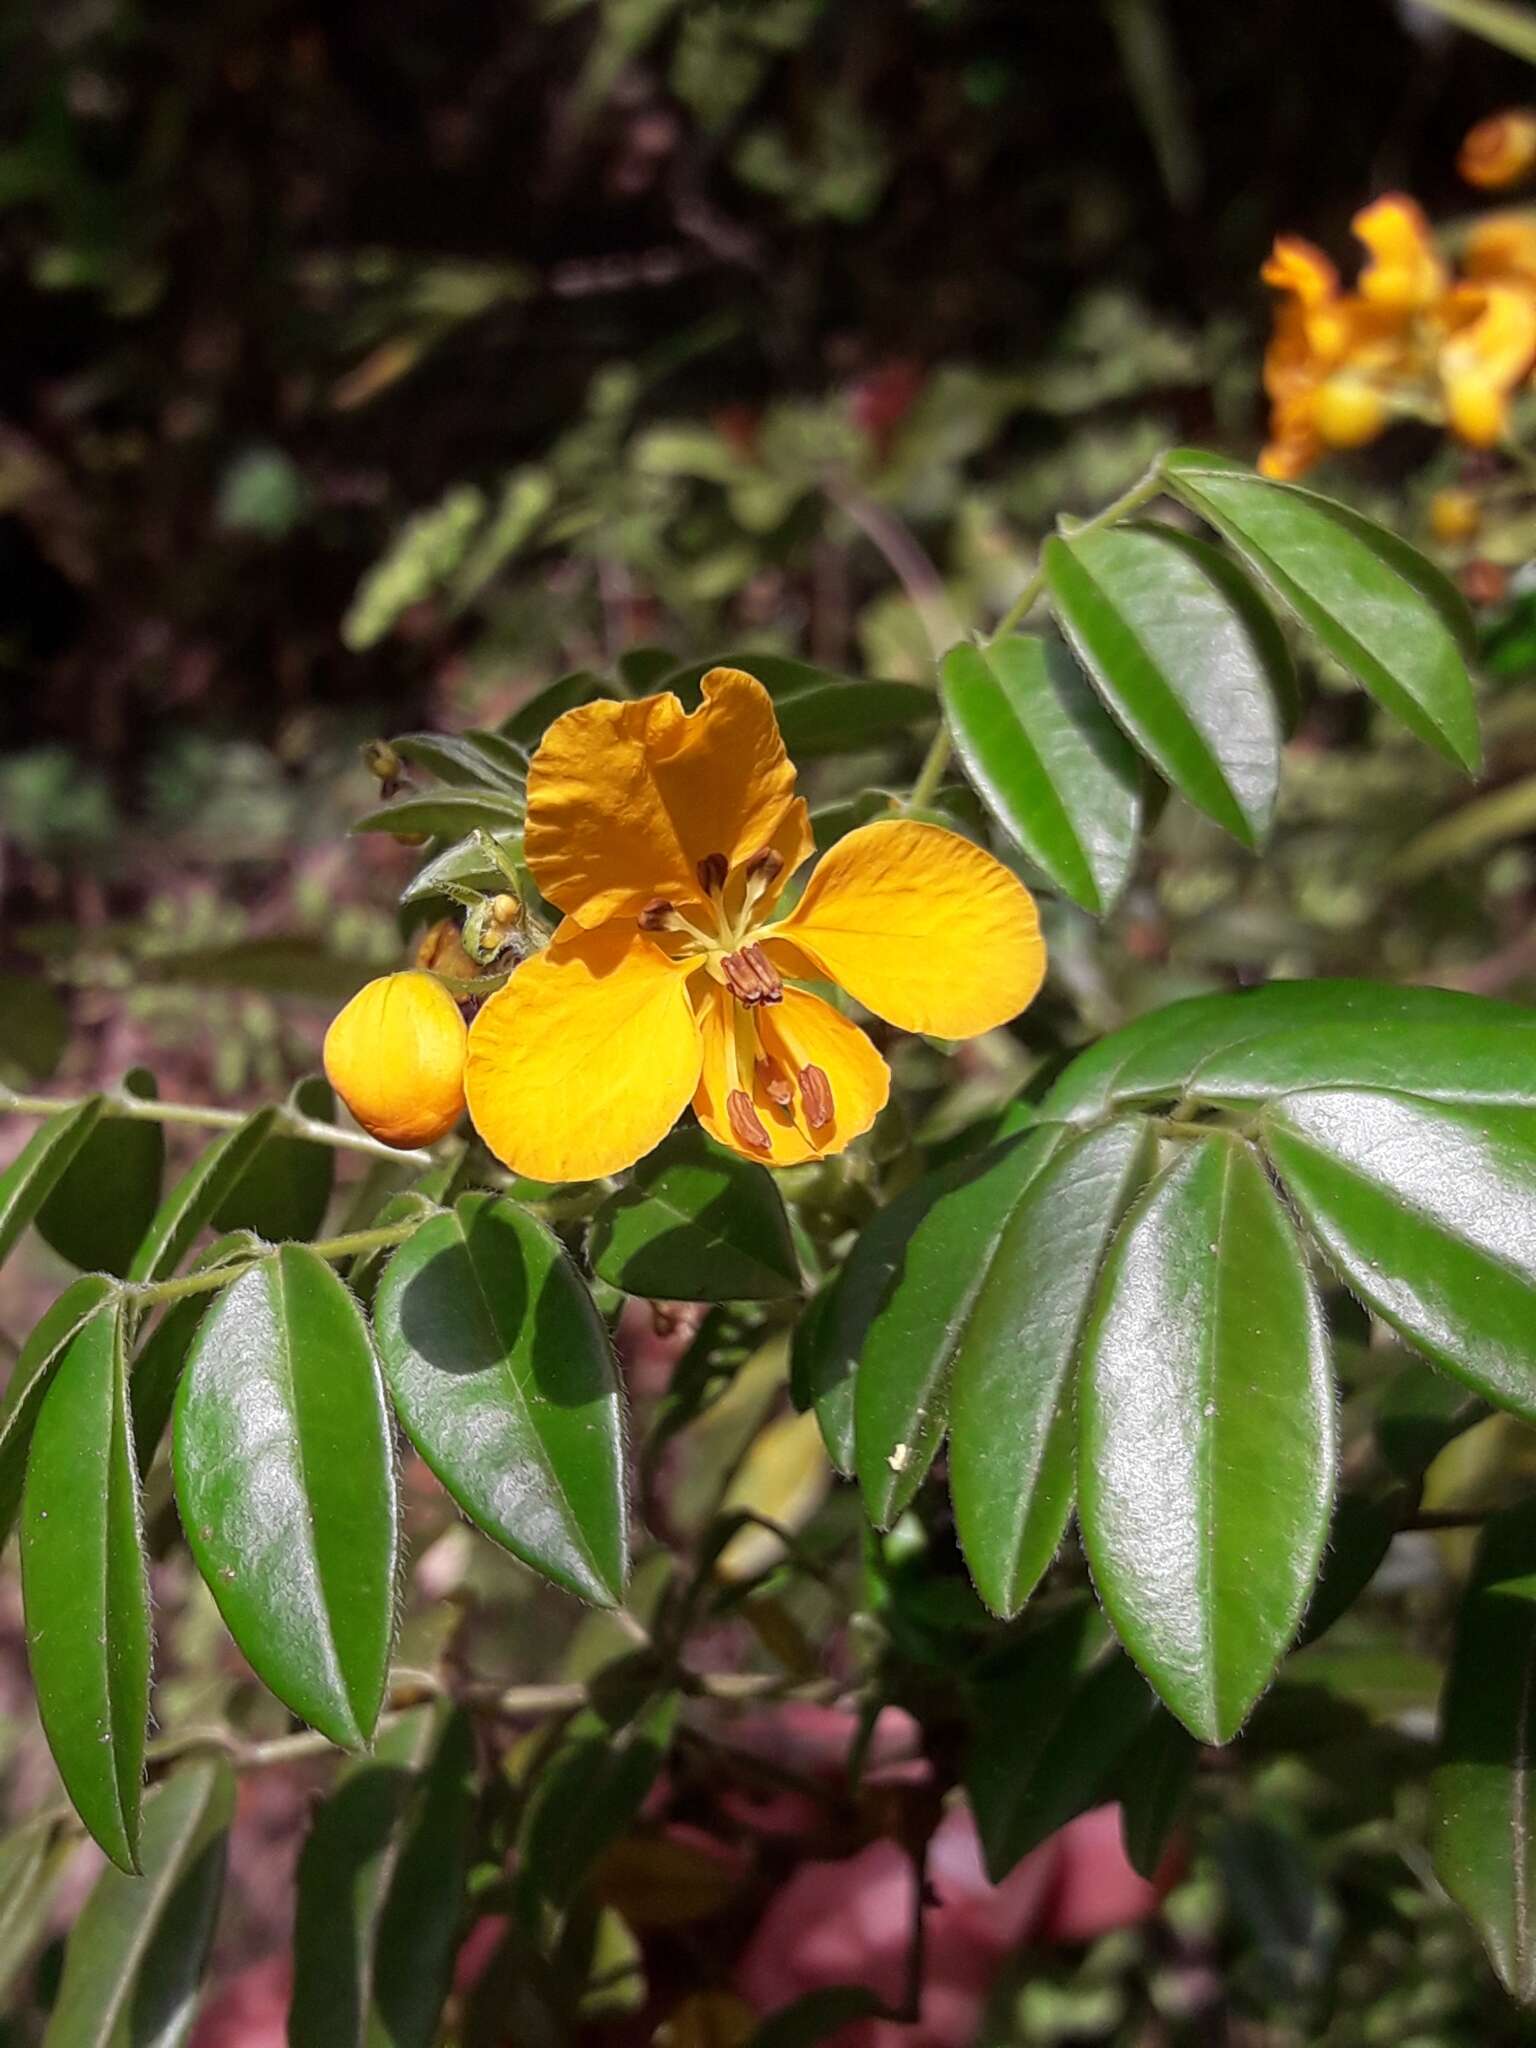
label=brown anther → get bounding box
[745,846,784,887]
[727,1089,773,1153]
[756,1056,793,1107]
[720,945,784,1006]
[639,897,678,932]
[697,852,729,896]
[799,1064,835,1129]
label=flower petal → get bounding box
[693,986,889,1167]
[465,924,701,1181]
[525,668,803,928]
[769,820,1045,1039]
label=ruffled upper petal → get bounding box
[768,820,1045,1039]
[465,923,701,1182]
[525,668,804,929]
[693,985,889,1167]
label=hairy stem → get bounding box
[0,1084,435,1170]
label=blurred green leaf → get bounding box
[210,1076,335,1243]
[353,791,525,840]
[36,1070,165,1278]
[0,973,67,1082]
[127,1109,279,1289]
[515,1691,679,1924]
[0,1096,105,1271]
[390,730,527,793]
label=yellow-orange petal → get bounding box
[1311,376,1390,449]
[1439,282,1536,444]
[1464,210,1536,284]
[323,971,467,1149]
[1261,236,1339,310]
[464,922,702,1182]
[766,820,1045,1040]
[524,668,803,929]
[1353,193,1447,314]
[693,985,890,1166]
[1460,109,1536,191]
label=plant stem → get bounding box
[906,725,953,812]
[988,459,1167,645]
[123,1219,424,1307]
[0,1085,434,1170]
[823,475,963,658]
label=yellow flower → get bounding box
[1459,109,1536,191]
[1429,488,1482,544]
[324,970,468,1147]
[1257,236,1403,476]
[1353,195,1448,314]
[1463,210,1536,286]
[464,668,1044,1181]
[1437,281,1536,446]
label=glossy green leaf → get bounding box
[352,791,524,839]
[0,1273,115,1546]
[42,1759,234,2048]
[1163,448,1480,771]
[391,729,527,792]
[964,1601,1156,1880]
[373,1193,627,1604]
[1432,1499,1536,2001]
[173,1245,398,1747]
[129,1233,264,1474]
[515,1691,678,1921]
[0,1821,70,2003]
[346,1192,442,1312]
[126,1107,279,1289]
[1044,522,1286,846]
[210,1077,335,1242]
[852,1127,1070,1526]
[290,1703,475,2048]
[1264,1089,1536,1423]
[590,1129,800,1301]
[1079,1135,1335,1743]
[940,633,1142,913]
[36,1069,165,1277]
[500,670,611,746]
[1040,979,1536,1124]
[399,828,524,910]
[0,1095,105,1270]
[949,1118,1157,1616]
[21,1300,151,1870]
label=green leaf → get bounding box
[391,729,527,793]
[774,680,935,757]
[1116,1710,1199,1882]
[36,1070,165,1277]
[127,1108,280,1289]
[352,791,524,839]
[0,1274,115,1547]
[1078,1134,1335,1743]
[590,1129,800,1301]
[940,633,1142,913]
[1264,1089,1536,1424]
[373,1194,628,1604]
[41,1759,234,2048]
[0,1096,105,1270]
[964,1601,1156,1880]
[499,671,612,747]
[346,1191,443,1312]
[853,1127,1071,1527]
[210,1077,335,1242]
[290,1703,476,2048]
[173,1245,398,1748]
[949,1118,1157,1616]
[0,972,68,1081]
[0,1821,70,2004]
[515,1691,678,1922]
[138,938,376,1004]
[1041,980,1536,1124]
[21,1300,151,1870]
[1432,1498,1536,2001]
[1162,449,1481,772]
[1044,522,1285,846]
[129,1233,264,1474]
[399,828,524,910]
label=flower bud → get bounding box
[1312,377,1389,449]
[1460,109,1536,191]
[1429,488,1482,544]
[415,917,480,981]
[323,971,466,1147]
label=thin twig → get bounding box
[0,1084,434,1171]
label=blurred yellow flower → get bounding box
[1429,488,1482,544]
[1260,183,1536,477]
[1460,109,1536,191]
[462,668,1045,1181]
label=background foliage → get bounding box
[13,3,1536,2046]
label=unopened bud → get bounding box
[362,738,402,785]
[490,892,520,927]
